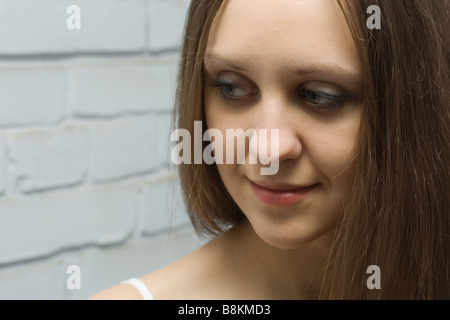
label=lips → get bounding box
[249,179,318,206]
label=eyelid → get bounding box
[209,72,258,95]
[207,71,352,112]
[209,79,238,87]
[211,71,255,86]
[296,81,351,114]
[210,81,258,105]
[299,81,349,96]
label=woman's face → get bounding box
[203,0,362,249]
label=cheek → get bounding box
[204,98,244,184]
[205,93,248,132]
[311,127,358,190]
[215,163,242,209]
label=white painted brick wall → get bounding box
[148,0,191,52]
[141,177,190,235]
[0,185,139,264]
[0,0,147,55]
[9,124,90,193]
[0,0,207,300]
[0,136,7,194]
[91,115,169,182]
[0,67,66,127]
[69,62,178,117]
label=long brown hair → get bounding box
[174,0,244,236]
[173,0,450,299]
[321,0,450,299]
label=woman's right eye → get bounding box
[209,81,257,104]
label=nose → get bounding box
[250,97,303,164]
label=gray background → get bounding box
[0,0,207,299]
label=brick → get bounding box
[147,0,191,52]
[0,136,7,195]
[0,256,67,299]
[0,67,65,128]
[9,125,90,193]
[91,115,171,183]
[0,185,139,265]
[0,226,204,299]
[141,177,190,235]
[69,62,178,117]
[62,228,205,299]
[0,0,146,55]
[155,113,173,166]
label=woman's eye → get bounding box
[222,84,249,98]
[298,89,348,112]
[210,81,256,104]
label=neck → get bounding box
[214,221,332,299]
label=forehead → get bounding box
[205,0,360,75]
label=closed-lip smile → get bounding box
[248,178,319,206]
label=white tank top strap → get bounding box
[121,278,155,300]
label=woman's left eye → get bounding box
[297,89,348,112]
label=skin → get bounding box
[91,0,362,300]
[204,0,362,250]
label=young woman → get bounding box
[92,0,449,299]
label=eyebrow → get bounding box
[204,53,249,72]
[204,52,360,79]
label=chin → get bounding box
[251,221,334,250]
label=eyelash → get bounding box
[209,81,349,112]
[297,89,348,113]
[209,81,252,105]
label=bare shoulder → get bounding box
[89,282,145,300]
[89,235,226,300]
[141,236,232,299]
[88,247,211,300]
